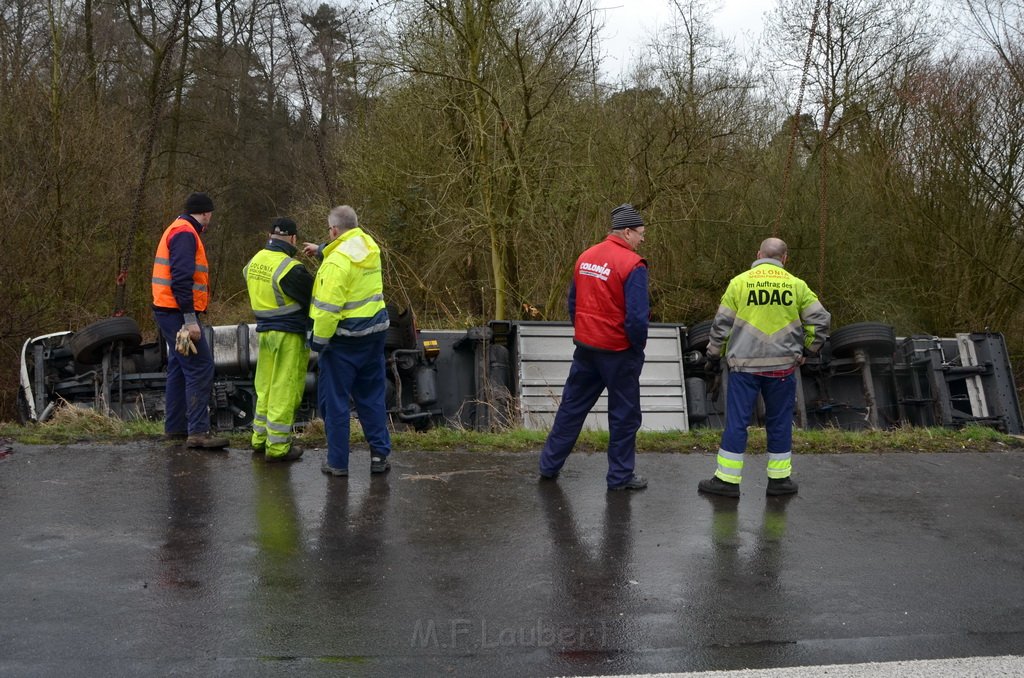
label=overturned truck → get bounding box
[18,313,1023,435]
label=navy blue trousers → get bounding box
[721,370,797,455]
[538,346,644,488]
[317,333,391,470]
[154,310,215,435]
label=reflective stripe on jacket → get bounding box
[572,235,646,352]
[309,227,389,349]
[152,218,209,311]
[244,247,304,331]
[707,258,831,373]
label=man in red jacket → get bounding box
[538,204,650,490]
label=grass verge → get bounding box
[0,404,1021,453]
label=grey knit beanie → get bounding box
[611,204,643,230]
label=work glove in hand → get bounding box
[175,326,197,356]
[705,353,721,374]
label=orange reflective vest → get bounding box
[152,218,210,311]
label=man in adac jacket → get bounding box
[698,237,831,498]
[152,192,229,449]
[244,217,314,463]
[538,204,650,491]
[310,205,392,478]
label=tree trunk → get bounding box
[166,13,192,203]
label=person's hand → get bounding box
[307,333,325,353]
[705,353,721,374]
[302,242,320,257]
[185,323,201,342]
[175,327,198,355]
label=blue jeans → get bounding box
[317,333,391,470]
[721,370,797,455]
[538,346,644,488]
[154,310,215,435]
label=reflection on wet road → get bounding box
[1,445,1024,676]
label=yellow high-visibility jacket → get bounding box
[708,258,830,373]
[309,227,389,350]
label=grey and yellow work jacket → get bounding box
[707,258,831,373]
[309,227,389,351]
[243,240,313,334]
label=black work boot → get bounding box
[321,462,348,477]
[370,454,391,474]
[265,445,303,463]
[766,476,798,496]
[186,432,230,450]
[698,476,740,498]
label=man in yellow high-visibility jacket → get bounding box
[309,205,392,478]
[244,217,314,462]
[698,237,830,498]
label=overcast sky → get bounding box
[598,0,779,75]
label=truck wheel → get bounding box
[385,304,416,350]
[685,319,714,353]
[829,322,895,358]
[70,317,143,364]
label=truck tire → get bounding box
[385,304,417,351]
[685,319,714,353]
[829,322,895,358]
[70,317,143,364]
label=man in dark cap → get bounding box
[152,192,229,449]
[538,203,650,490]
[243,217,315,462]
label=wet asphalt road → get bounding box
[1,443,1023,677]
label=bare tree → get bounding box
[764,0,934,295]
[958,0,1024,90]
[374,0,602,320]
[878,55,1024,331]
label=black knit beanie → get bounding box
[184,192,215,214]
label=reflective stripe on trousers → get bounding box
[767,451,792,478]
[714,449,744,484]
[716,370,797,482]
[251,330,309,457]
[252,412,267,436]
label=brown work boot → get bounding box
[186,432,230,450]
